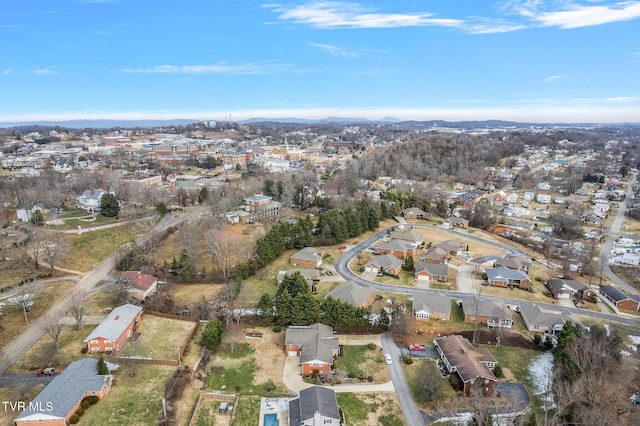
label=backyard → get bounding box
[337,392,406,426]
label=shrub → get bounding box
[272,325,282,333]
[367,376,374,382]
[81,346,88,354]
[348,372,356,378]
[493,365,504,378]
[532,334,542,346]
[69,414,80,424]
[402,354,413,364]
[366,342,376,350]
[76,408,85,417]
[81,400,90,410]
[83,396,99,405]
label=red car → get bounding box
[35,368,60,377]
[338,245,347,250]
[409,344,427,351]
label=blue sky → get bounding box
[1,0,639,123]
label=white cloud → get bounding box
[2,69,12,75]
[308,43,358,57]
[530,1,640,28]
[32,68,58,75]
[543,75,567,82]
[121,61,290,75]
[605,96,635,103]
[265,2,463,29]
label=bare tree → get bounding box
[13,289,35,325]
[390,304,410,338]
[69,292,85,330]
[43,316,64,348]
[41,233,69,272]
[205,230,236,281]
[470,287,484,344]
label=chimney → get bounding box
[114,315,119,320]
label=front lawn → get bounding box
[335,345,389,383]
[483,345,542,388]
[337,393,406,426]
[62,226,140,272]
[209,360,285,396]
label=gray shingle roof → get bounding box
[519,303,576,331]
[415,261,449,278]
[83,304,142,343]
[434,335,496,383]
[14,358,110,421]
[485,266,529,283]
[284,324,339,365]
[365,254,403,270]
[326,280,376,307]
[289,386,340,426]
[290,247,324,263]
[413,293,451,316]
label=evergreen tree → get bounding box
[257,293,275,325]
[155,202,169,217]
[99,193,120,217]
[277,272,309,299]
[275,288,293,325]
[403,255,415,272]
[378,309,390,330]
[291,292,320,325]
[30,209,44,225]
[97,356,109,375]
[198,187,209,204]
[200,319,223,350]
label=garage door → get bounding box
[287,351,298,357]
[557,293,570,299]
[365,266,375,273]
[417,275,429,281]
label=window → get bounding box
[90,340,98,344]
[533,325,539,330]
[470,315,476,321]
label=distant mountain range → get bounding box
[0,117,638,129]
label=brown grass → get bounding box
[118,314,198,360]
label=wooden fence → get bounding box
[188,392,237,426]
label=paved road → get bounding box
[600,171,638,295]
[0,214,187,373]
[380,333,427,426]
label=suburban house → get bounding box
[325,280,376,308]
[421,247,448,264]
[290,247,324,268]
[536,193,552,204]
[16,203,43,222]
[545,279,595,301]
[277,269,320,289]
[485,266,532,290]
[225,210,252,224]
[363,254,403,276]
[289,386,340,426]
[414,261,449,283]
[435,240,465,256]
[389,228,424,246]
[519,303,577,334]
[13,358,112,426]
[413,293,451,320]
[434,335,497,395]
[494,255,531,273]
[76,187,116,213]
[375,239,418,259]
[598,285,640,312]
[460,299,513,329]
[402,207,427,220]
[83,304,143,353]
[442,217,469,230]
[243,192,281,219]
[119,271,159,301]
[284,324,340,376]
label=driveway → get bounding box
[282,357,395,393]
[456,263,476,294]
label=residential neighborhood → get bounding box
[1,120,640,426]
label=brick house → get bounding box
[460,299,513,329]
[14,358,112,426]
[494,255,531,273]
[485,266,532,290]
[434,335,497,395]
[413,293,451,320]
[284,324,340,376]
[414,261,449,282]
[325,281,376,308]
[421,247,448,264]
[364,254,403,275]
[545,279,595,301]
[83,304,142,353]
[442,217,469,230]
[599,285,640,312]
[290,247,324,268]
[375,239,418,259]
[402,207,427,220]
[435,240,465,256]
[119,271,158,301]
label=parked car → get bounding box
[35,367,60,377]
[409,344,427,351]
[385,354,393,364]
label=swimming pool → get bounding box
[264,413,278,426]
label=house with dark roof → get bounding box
[289,386,340,426]
[434,335,497,395]
[325,281,376,308]
[460,299,513,329]
[421,247,448,264]
[290,247,324,268]
[414,261,449,283]
[413,293,451,320]
[402,207,427,220]
[120,271,158,300]
[375,239,418,259]
[519,303,577,334]
[545,279,595,301]
[494,255,531,273]
[277,269,320,292]
[14,358,112,426]
[598,285,640,312]
[83,304,142,353]
[435,240,465,256]
[442,217,469,230]
[452,190,487,208]
[363,254,403,275]
[485,266,532,290]
[284,324,340,376]
[243,192,280,219]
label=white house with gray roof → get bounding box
[14,358,112,426]
[289,386,340,426]
[412,293,451,320]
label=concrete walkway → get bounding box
[282,357,395,394]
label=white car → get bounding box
[385,354,393,365]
